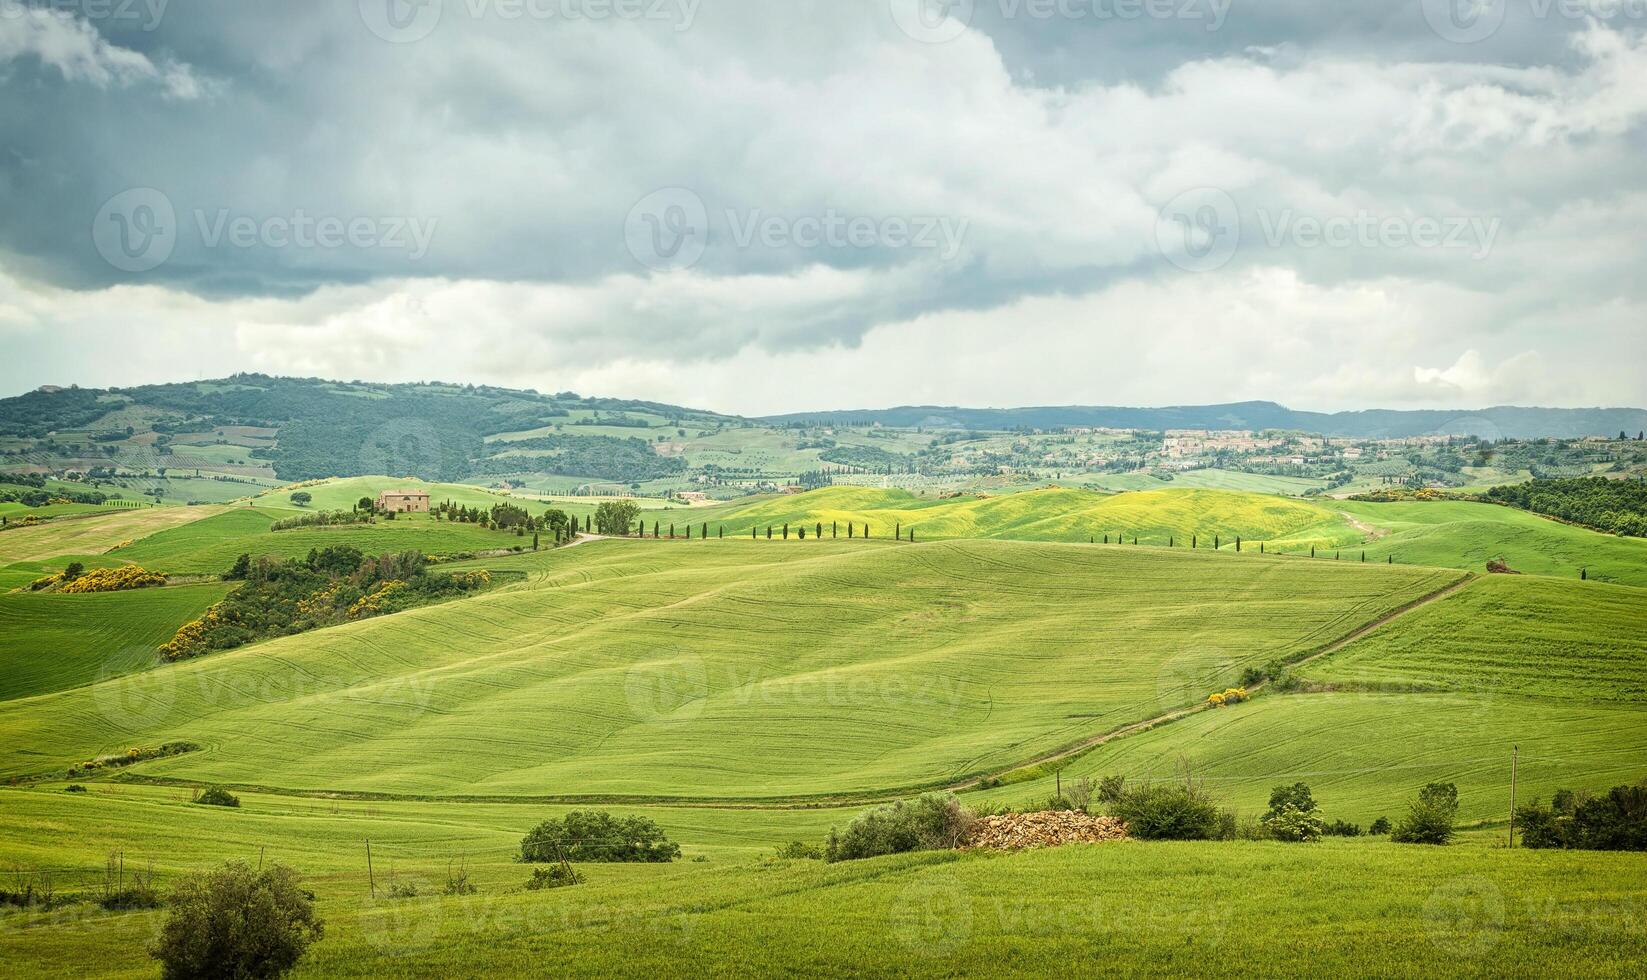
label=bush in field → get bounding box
[774,840,823,860]
[1261,783,1325,843]
[149,862,322,980]
[1516,782,1647,851]
[1104,773,1222,841]
[825,794,973,862]
[1391,783,1458,845]
[1324,819,1363,837]
[194,786,240,808]
[1369,816,1392,836]
[519,811,680,863]
[526,864,584,890]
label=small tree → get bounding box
[289,492,312,507]
[1261,782,1324,842]
[150,862,322,980]
[519,811,680,863]
[1391,782,1458,845]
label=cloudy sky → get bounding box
[1,0,1644,414]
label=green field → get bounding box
[1339,499,1647,587]
[2,479,1644,978]
[0,540,1463,797]
[714,486,1365,550]
[0,584,233,701]
[2,784,1644,978]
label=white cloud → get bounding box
[0,7,206,98]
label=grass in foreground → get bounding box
[0,785,1642,979]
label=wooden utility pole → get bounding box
[1507,745,1519,849]
[365,839,377,898]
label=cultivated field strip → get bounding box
[0,540,1458,801]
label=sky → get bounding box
[1,0,1644,414]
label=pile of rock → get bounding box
[966,811,1128,850]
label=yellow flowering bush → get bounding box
[1208,687,1248,707]
[348,579,409,619]
[58,565,166,593]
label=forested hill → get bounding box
[763,402,1647,439]
[0,376,732,483]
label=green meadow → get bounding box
[0,584,231,702]
[1,480,1643,977]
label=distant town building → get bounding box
[376,489,430,513]
[677,491,708,503]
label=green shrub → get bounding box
[194,786,240,808]
[825,794,972,862]
[149,862,322,980]
[1391,783,1458,845]
[526,864,584,890]
[1369,816,1392,836]
[1516,782,1647,851]
[64,784,87,793]
[774,841,823,860]
[519,811,680,863]
[1106,775,1222,840]
[1324,820,1363,837]
[1261,783,1324,843]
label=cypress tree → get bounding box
[767,526,773,539]
[832,521,838,538]
[783,523,789,539]
[1311,546,1315,558]
[702,522,708,539]
[1169,537,1174,547]
[910,528,915,542]
[1236,536,1241,552]
[670,523,675,539]
[816,522,822,539]
[1192,535,1197,549]
[848,522,854,538]
[1215,535,1221,550]
[532,532,539,551]
[865,524,870,538]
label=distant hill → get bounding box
[761,401,1647,439]
[0,375,735,483]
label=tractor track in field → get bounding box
[93,574,1479,812]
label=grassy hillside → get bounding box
[91,507,543,575]
[2,784,1644,978]
[0,584,233,701]
[0,540,1460,798]
[1300,575,1647,702]
[716,487,1364,550]
[971,573,1647,824]
[0,505,223,564]
[1339,499,1647,587]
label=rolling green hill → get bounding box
[1341,499,1647,587]
[715,487,1364,550]
[0,584,233,701]
[0,539,1460,798]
